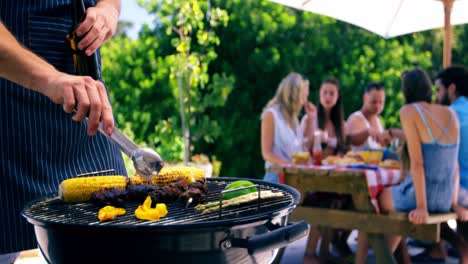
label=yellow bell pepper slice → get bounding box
[98,205,126,222]
[135,196,168,221]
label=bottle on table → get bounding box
[312,131,322,166]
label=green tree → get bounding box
[101,0,234,165]
[145,0,231,163]
[200,0,433,178]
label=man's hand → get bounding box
[0,20,115,137]
[455,206,468,222]
[41,73,114,136]
[75,1,119,55]
[369,128,383,142]
[368,128,390,147]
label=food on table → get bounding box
[322,151,400,169]
[91,188,128,207]
[344,151,365,162]
[379,159,401,169]
[222,180,257,200]
[98,205,126,222]
[322,155,340,165]
[359,150,384,165]
[292,152,310,165]
[195,190,284,214]
[129,165,205,186]
[58,175,128,203]
[134,196,168,221]
[322,153,364,166]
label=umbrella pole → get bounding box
[443,0,454,68]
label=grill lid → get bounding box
[22,177,299,230]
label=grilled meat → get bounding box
[127,184,161,202]
[90,188,128,207]
[90,179,207,207]
[179,180,208,206]
[149,179,189,204]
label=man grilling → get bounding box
[0,1,126,263]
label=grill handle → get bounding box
[229,221,309,255]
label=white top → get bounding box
[263,105,305,169]
[349,111,384,151]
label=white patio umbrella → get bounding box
[269,0,468,67]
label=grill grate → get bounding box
[23,180,295,227]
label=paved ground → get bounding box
[280,230,459,264]
[14,250,46,264]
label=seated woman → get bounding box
[261,72,314,183]
[301,77,347,158]
[300,77,352,260]
[356,67,463,263]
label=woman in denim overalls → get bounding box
[355,68,462,263]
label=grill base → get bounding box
[34,224,278,264]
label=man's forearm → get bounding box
[347,129,369,146]
[388,128,406,141]
[0,21,59,93]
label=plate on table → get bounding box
[379,159,401,169]
[346,164,379,170]
[315,165,337,170]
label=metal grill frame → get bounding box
[22,177,300,230]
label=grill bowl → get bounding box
[22,177,308,264]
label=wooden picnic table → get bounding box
[282,166,457,264]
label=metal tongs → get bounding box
[98,124,164,179]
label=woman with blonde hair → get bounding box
[261,72,315,183]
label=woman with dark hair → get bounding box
[300,77,351,260]
[301,77,348,157]
[355,67,464,263]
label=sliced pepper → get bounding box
[134,196,168,221]
[222,180,257,200]
[98,205,126,222]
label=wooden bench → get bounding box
[283,167,460,263]
[291,207,457,242]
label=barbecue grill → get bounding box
[22,177,308,264]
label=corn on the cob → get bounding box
[128,174,147,185]
[58,176,128,203]
[129,166,205,187]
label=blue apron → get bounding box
[0,0,127,253]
